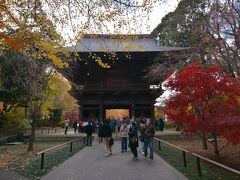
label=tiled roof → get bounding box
[67,34,188,52]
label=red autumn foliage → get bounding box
[164,61,240,144]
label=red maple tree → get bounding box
[164,61,240,158]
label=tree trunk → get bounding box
[27,125,35,151]
[28,115,37,151]
[201,135,208,150]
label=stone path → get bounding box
[37,129,181,138]
[41,140,188,180]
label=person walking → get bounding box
[85,122,94,146]
[64,118,70,135]
[97,121,103,143]
[143,119,155,160]
[73,121,78,133]
[116,119,121,138]
[109,135,114,155]
[139,119,146,155]
[159,118,165,131]
[128,121,138,160]
[120,122,128,153]
[99,120,112,157]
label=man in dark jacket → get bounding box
[128,121,138,160]
[143,119,155,160]
[85,122,94,146]
[73,121,78,133]
[139,119,146,155]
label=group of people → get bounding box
[64,117,155,160]
[120,118,155,160]
[98,118,155,160]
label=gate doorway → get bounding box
[105,109,129,120]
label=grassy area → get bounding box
[0,138,85,180]
[14,140,85,180]
[156,134,200,141]
[154,138,240,180]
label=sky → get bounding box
[55,0,180,42]
[148,0,179,106]
[147,0,179,33]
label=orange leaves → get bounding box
[0,32,27,51]
[0,0,67,67]
[106,109,129,120]
[202,35,211,44]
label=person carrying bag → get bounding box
[128,121,138,160]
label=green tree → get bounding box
[48,107,63,128]
[0,52,54,151]
[0,51,28,112]
[148,0,207,90]
[41,71,79,125]
[152,0,205,48]
[152,0,240,76]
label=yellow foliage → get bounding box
[0,0,159,68]
[42,72,78,117]
[106,109,129,120]
[155,108,164,119]
[186,103,193,113]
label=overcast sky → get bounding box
[149,0,179,106]
[147,0,179,33]
[57,0,179,42]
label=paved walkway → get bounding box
[42,140,188,180]
[37,129,181,138]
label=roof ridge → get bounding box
[83,34,153,39]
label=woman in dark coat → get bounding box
[128,122,138,160]
[99,120,112,157]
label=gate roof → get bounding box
[67,34,187,53]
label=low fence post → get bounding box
[158,141,161,151]
[55,128,57,133]
[41,153,44,169]
[41,128,43,134]
[183,151,187,167]
[70,142,73,152]
[196,156,201,176]
[36,138,82,170]
[153,137,240,178]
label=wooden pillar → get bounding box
[131,104,135,120]
[99,103,103,121]
[130,92,136,120]
[98,92,104,121]
[151,103,155,122]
